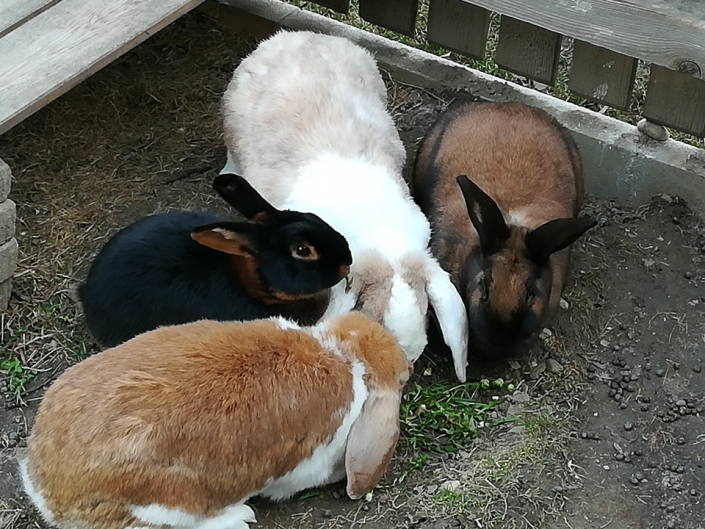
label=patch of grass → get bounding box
[401,379,515,452]
[434,489,471,514]
[0,358,36,402]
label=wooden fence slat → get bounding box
[464,0,705,75]
[0,0,61,39]
[427,0,490,60]
[643,64,705,137]
[568,40,637,111]
[358,0,419,37]
[495,15,560,85]
[311,0,349,14]
[0,0,204,136]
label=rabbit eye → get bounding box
[526,286,536,304]
[291,243,318,261]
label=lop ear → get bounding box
[212,173,280,221]
[345,387,402,500]
[457,175,509,256]
[525,216,597,264]
[191,222,258,256]
[424,257,469,383]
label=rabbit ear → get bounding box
[457,175,509,256]
[424,256,469,382]
[526,216,597,264]
[212,173,280,221]
[191,222,258,256]
[345,387,401,500]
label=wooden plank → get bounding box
[359,0,419,37]
[0,0,61,39]
[311,0,349,14]
[569,40,637,110]
[495,15,560,85]
[462,0,705,74]
[643,64,705,137]
[0,0,204,136]
[427,0,490,60]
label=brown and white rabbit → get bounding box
[413,101,596,360]
[20,312,412,529]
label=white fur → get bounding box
[257,359,367,500]
[221,31,469,381]
[130,503,256,529]
[383,274,427,361]
[271,316,301,331]
[19,458,56,526]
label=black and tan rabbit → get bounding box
[79,173,352,347]
[414,101,596,359]
[20,311,413,529]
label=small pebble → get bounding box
[629,476,639,485]
[322,509,332,518]
[676,398,686,406]
[656,369,666,377]
[332,490,342,500]
[691,489,698,496]
[640,404,650,412]
[616,453,625,461]
[676,465,684,473]
[626,383,636,392]
[673,363,680,371]
[634,449,643,456]
[644,363,652,371]
[630,373,639,381]
[694,365,702,373]
[624,421,634,431]
[635,472,644,480]
[642,396,651,403]
[587,365,596,373]
[587,373,596,380]
[608,389,617,397]
[637,118,670,141]
[619,402,627,410]
[666,505,676,513]
[684,271,692,279]
[666,521,675,529]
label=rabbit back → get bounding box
[79,211,321,347]
[23,318,363,529]
[222,30,406,205]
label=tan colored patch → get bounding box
[400,253,429,308]
[26,319,356,526]
[351,250,395,324]
[329,312,412,391]
[487,231,532,324]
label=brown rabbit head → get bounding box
[457,175,596,359]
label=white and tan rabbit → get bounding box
[221,30,468,382]
[414,101,597,360]
[20,312,412,529]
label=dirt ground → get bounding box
[1,11,703,529]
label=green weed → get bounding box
[0,358,36,401]
[401,379,514,452]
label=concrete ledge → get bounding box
[0,199,16,245]
[0,158,11,202]
[212,0,705,215]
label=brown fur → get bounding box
[26,314,406,529]
[414,101,592,357]
[415,101,581,264]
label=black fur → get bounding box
[80,175,352,348]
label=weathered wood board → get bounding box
[311,0,349,14]
[569,40,637,110]
[359,0,419,37]
[427,0,490,59]
[0,0,61,39]
[643,65,705,137]
[495,15,560,85]
[463,0,705,73]
[0,0,204,136]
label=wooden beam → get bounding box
[643,64,705,137]
[0,0,204,136]
[311,0,349,14]
[495,15,560,85]
[0,0,61,39]
[569,40,637,110]
[427,0,490,60]
[462,0,705,74]
[358,0,419,37]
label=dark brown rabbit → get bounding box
[413,101,596,359]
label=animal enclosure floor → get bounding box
[0,11,703,529]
